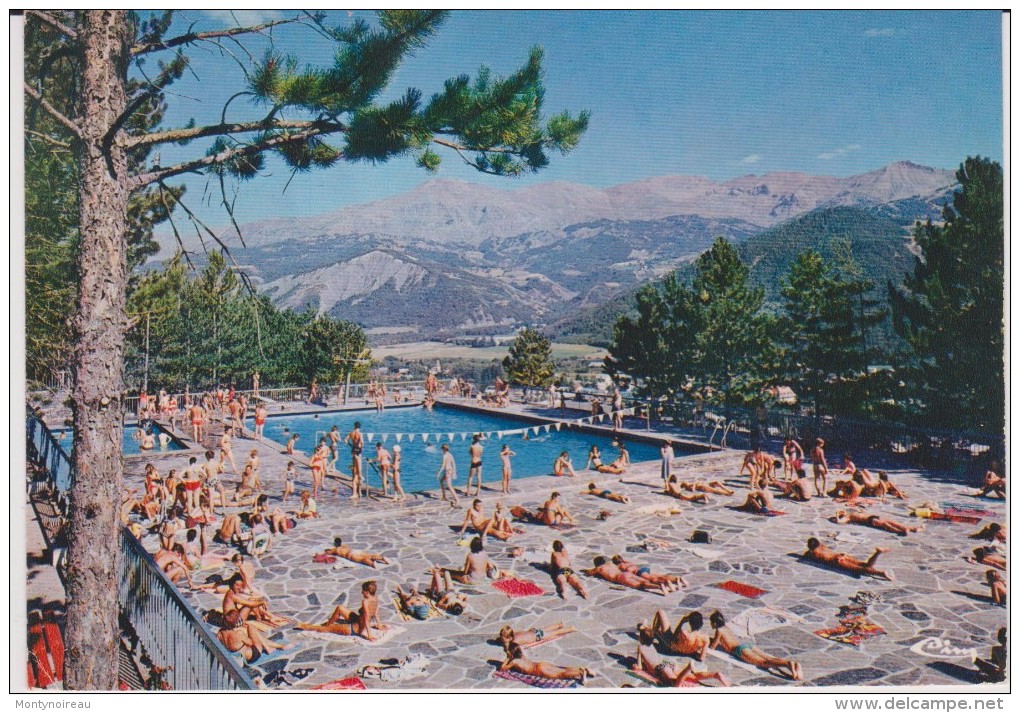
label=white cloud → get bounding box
[740,154,762,165]
[865,28,895,37]
[201,10,286,27]
[817,144,862,160]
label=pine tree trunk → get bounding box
[65,10,131,690]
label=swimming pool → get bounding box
[52,422,188,456]
[263,406,684,493]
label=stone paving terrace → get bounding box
[119,399,1007,690]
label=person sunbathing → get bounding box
[876,471,906,501]
[553,452,578,478]
[498,622,576,651]
[966,547,1006,571]
[774,471,813,501]
[974,628,1007,683]
[511,492,575,526]
[439,536,499,584]
[586,446,625,474]
[663,476,709,503]
[296,581,386,641]
[679,479,734,496]
[394,585,434,621]
[153,544,194,587]
[970,523,1007,544]
[973,465,1006,499]
[217,618,289,663]
[804,538,893,580]
[708,611,802,680]
[458,500,515,541]
[634,626,729,687]
[584,556,669,595]
[832,510,922,536]
[611,555,685,591]
[830,474,866,503]
[986,569,1006,606]
[499,642,593,685]
[550,540,588,599]
[323,536,391,568]
[425,568,467,615]
[584,482,630,504]
[643,610,708,660]
[222,574,289,627]
[736,489,774,513]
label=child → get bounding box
[282,461,296,503]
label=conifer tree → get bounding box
[503,327,556,390]
[890,156,1004,432]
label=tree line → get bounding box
[604,157,1004,435]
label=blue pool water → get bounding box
[263,406,680,493]
[52,422,187,456]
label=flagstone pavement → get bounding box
[122,399,1007,690]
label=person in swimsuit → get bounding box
[294,490,319,519]
[553,451,578,478]
[309,440,327,500]
[181,456,202,513]
[425,568,467,615]
[511,492,575,527]
[374,442,393,496]
[499,642,594,685]
[804,538,894,580]
[390,445,406,501]
[876,471,907,501]
[970,522,1007,544]
[218,427,239,475]
[966,547,1006,571]
[634,626,730,687]
[585,557,669,595]
[217,618,288,664]
[773,469,813,501]
[973,463,1006,499]
[663,476,710,503]
[644,610,708,659]
[437,444,459,506]
[458,499,515,541]
[583,482,630,504]
[500,444,516,494]
[285,433,300,455]
[327,425,342,474]
[585,445,625,474]
[611,555,685,592]
[550,540,588,599]
[811,438,829,497]
[678,479,734,496]
[782,437,804,481]
[281,461,296,503]
[253,404,268,442]
[440,536,498,584]
[466,434,484,497]
[323,536,391,568]
[986,569,1007,606]
[832,510,922,536]
[498,622,576,650]
[202,449,228,512]
[394,585,434,621]
[708,611,802,680]
[736,488,775,513]
[346,422,365,500]
[974,628,1007,682]
[296,581,384,640]
[189,403,206,444]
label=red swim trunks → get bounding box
[185,481,201,491]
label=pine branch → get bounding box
[26,129,72,149]
[25,10,77,40]
[131,16,301,55]
[130,124,342,187]
[24,83,83,139]
[123,117,340,149]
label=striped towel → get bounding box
[493,669,579,688]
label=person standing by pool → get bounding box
[811,438,829,497]
[391,445,406,502]
[219,427,239,475]
[189,401,206,444]
[660,440,675,482]
[252,370,260,398]
[346,422,365,500]
[500,444,516,494]
[612,388,624,430]
[253,403,268,442]
[375,442,393,496]
[437,444,459,506]
[467,434,484,497]
[327,425,342,474]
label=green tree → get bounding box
[890,156,1004,432]
[299,314,371,385]
[23,9,588,688]
[689,237,777,409]
[502,327,555,390]
[780,245,886,417]
[604,273,699,398]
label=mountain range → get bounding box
[161,161,956,341]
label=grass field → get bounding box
[372,340,607,362]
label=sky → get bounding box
[146,10,1004,228]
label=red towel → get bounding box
[715,580,768,599]
[312,553,338,564]
[493,578,545,598]
[929,512,981,524]
[312,676,367,690]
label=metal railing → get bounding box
[119,530,253,690]
[26,412,74,496]
[25,412,253,691]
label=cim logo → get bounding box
[909,636,978,659]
